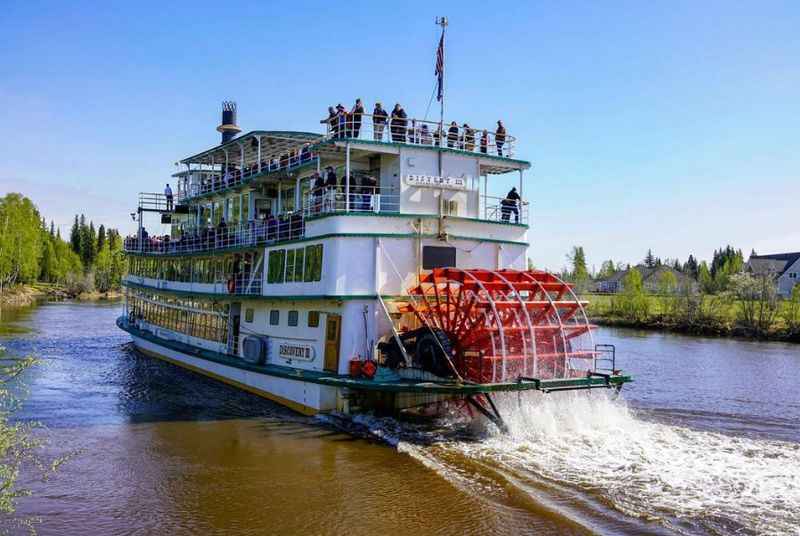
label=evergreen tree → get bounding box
[567,246,589,291]
[644,249,656,268]
[598,260,616,279]
[49,220,55,237]
[97,224,106,252]
[70,215,81,253]
[683,254,699,280]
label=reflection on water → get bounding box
[2,301,799,535]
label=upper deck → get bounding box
[125,110,532,257]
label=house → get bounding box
[745,252,800,298]
[595,265,697,294]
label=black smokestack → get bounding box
[216,101,241,143]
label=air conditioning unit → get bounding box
[241,335,269,365]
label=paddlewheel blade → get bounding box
[397,269,597,383]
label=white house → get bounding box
[745,252,800,298]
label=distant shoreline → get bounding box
[592,315,800,344]
[0,284,122,309]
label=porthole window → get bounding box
[269,310,280,326]
[288,310,299,327]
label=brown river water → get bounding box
[1,300,799,535]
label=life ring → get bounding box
[227,278,236,294]
[361,360,378,379]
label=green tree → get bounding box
[657,269,678,295]
[567,246,589,292]
[781,285,800,335]
[698,261,714,293]
[614,267,649,321]
[644,249,656,268]
[598,260,616,280]
[69,215,80,254]
[97,224,106,252]
[728,272,779,336]
[0,194,43,290]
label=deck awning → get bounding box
[180,131,324,167]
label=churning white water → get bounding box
[368,393,800,535]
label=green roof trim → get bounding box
[180,130,323,164]
[117,316,631,395]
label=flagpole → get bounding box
[436,16,448,142]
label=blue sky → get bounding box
[1,1,797,271]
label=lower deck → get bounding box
[118,316,632,416]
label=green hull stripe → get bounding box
[117,317,630,394]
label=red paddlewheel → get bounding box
[397,269,598,383]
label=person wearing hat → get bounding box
[463,123,475,151]
[335,104,347,139]
[372,102,388,141]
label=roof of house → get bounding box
[746,252,800,277]
[597,264,694,285]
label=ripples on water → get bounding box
[3,302,800,535]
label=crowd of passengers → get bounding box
[192,143,315,196]
[125,211,305,255]
[323,100,509,157]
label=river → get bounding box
[1,301,798,535]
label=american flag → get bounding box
[435,33,444,102]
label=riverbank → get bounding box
[586,293,800,343]
[0,284,122,308]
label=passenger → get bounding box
[325,166,337,189]
[433,126,442,146]
[495,120,506,156]
[390,104,407,142]
[447,121,459,148]
[360,174,377,211]
[372,102,388,141]
[463,124,475,151]
[300,143,312,162]
[420,124,432,145]
[350,99,365,138]
[164,183,173,210]
[501,187,520,223]
[336,104,347,139]
[480,129,489,154]
[323,106,337,137]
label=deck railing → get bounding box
[482,195,530,225]
[124,215,305,255]
[177,153,317,202]
[302,186,401,216]
[321,113,515,158]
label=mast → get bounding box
[435,16,448,138]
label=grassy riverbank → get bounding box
[585,293,800,343]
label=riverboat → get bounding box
[118,25,630,429]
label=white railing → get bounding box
[302,186,401,216]
[481,195,531,224]
[124,215,305,255]
[321,113,515,158]
[177,153,318,202]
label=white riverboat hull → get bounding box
[131,335,336,415]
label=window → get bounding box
[789,272,797,279]
[269,310,280,325]
[244,308,254,323]
[308,311,320,327]
[285,249,296,282]
[288,310,299,327]
[422,246,456,269]
[304,244,323,282]
[267,249,286,283]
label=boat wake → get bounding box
[346,393,800,535]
